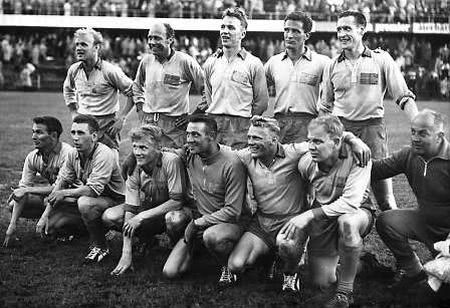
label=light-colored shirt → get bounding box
[265,47,331,116]
[186,145,246,226]
[19,142,73,188]
[236,143,309,216]
[125,152,186,212]
[204,48,269,118]
[63,59,133,116]
[133,50,205,116]
[320,47,415,121]
[298,143,372,218]
[55,142,124,197]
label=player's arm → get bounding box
[371,147,408,181]
[132,58,147,120]
[104,66,135,135]
[292,132,371,166]
[202,58,214,111]
[251,60,269,116]
[313,160,372,218]
[318,60,335,116]
[381,51,418,121]
[62,65,80,119]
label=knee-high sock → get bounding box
[337,241,363,294]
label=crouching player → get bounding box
[162,115,248,285]
[38,115,125,263]
[102,125,190,276]
[226,116,370,292]
[3,116,72,247]
[278,115,374,308]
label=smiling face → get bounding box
[336,16,365,52]
[132,139,160,167]
[74,32,98,63]
[307,125,339,163]
[186,122,214,155]
[410,114,443,159]
[283,19,309,53]
[31,123,53,150]
[70,122,97,154]
[247,125,276,159]
[220,16,245,49]
[147,23,172,59]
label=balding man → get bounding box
[374,109,450,293]
[133,22,205,148]
[63,28,134,152]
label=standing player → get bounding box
[3,116,72,247]
[63,28,134,151]
[162,115,247,285]
[102,125,190,276]
[203,7,269,149]
[265,11,331,143]
[133,22,205,148]
[38,115,124,263]
[279,115,374,307]
[320,11,418,211]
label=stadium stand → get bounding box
[0,0,449,23]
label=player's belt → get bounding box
[93,112,116,119]
[274,112,315,118]
[338,117,383,126]
[143,112,186,123]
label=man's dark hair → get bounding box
[284,11,313,34]
[33,116,63,138]
[188,114,218,138]
[222,7,248,30]
[73,114,100,133]
[338,10,367,28]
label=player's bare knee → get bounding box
[101,207,118,226]
[165,210,189,231]
[228,255,246,273]
[77,196,93,213]
[338,216,362,248]
[162,263,180,279]
[203,229,234,253]
[277,238,298,259]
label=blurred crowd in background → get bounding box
[0,0,449,23]
[1,30,448,98]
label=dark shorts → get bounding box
[275,113,315,143]
[339,117,388,160]
[308,207,375,257]
[210,114,250,149]
[95,113,121,150]
[142,112,186,148]
[8,192,46,219]
[247,213,297,250]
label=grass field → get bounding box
[0,91,449,308]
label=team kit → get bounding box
[4,8,450,308]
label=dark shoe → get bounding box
[323,292,354,308]
[389,269,427,290]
